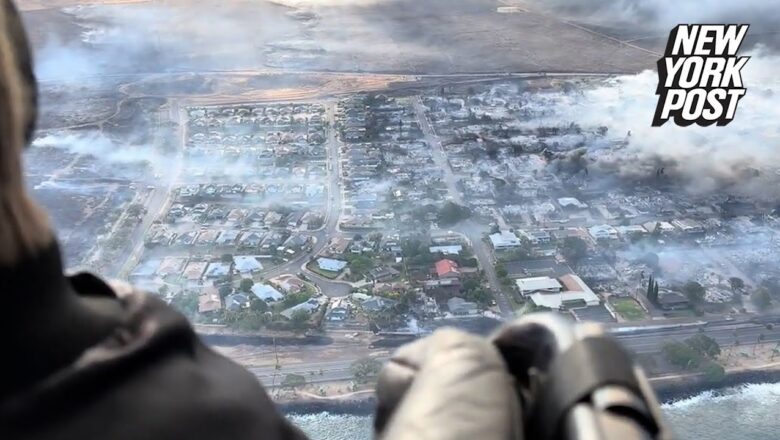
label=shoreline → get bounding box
[278,366,780,416]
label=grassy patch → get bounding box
[611,297,646,321]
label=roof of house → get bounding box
[558,197,588,209]
[281,298,321,319]
[205,262,232,278]
[489,231,522,247]
[251,284,284,302]
[233,256,264,273]
[658,292,690,305]
[527,274,600,309]
[435,259,460,277]
[429,245,463,255]
[198,286,222,313]
[362,296,397,312]
[158,257,188,276]
[225,293,251,311]
[183,261,208,280]
[317,257,348,272]
[504,259,573,278]
[368,266,400,279]
[447,297,478,313]
[273,276,305,293]
[424,278,461,287]
[516,276,562,293]
[588,224,618,237]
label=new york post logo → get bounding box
[653,24,749,127]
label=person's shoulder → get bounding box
[66,278,307,440]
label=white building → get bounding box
[616,225,648,238]
[557,197,588,209]
[671,219,705,234]
[251,284,284,302]
[233,256,264,274]
[429,245,463,255]
[588,224,619,241]
[516,277,563,295]
[519,229,552,245]
[281,298,322,319]
[317,257,348,272]
[518,275,600,309]
[489,231,523,250]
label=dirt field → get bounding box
[20,0,657,78]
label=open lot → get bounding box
[609,297,646,322]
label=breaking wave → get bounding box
[287,383,780,439]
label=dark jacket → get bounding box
[0,243,307,440]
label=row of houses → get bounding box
[131,255,267,287]
[488,218,712,252]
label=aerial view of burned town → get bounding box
[17,0,780,437]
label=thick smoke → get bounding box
[541,49,780,201]
[32,131,169,179]
[32,2,301,82]
[538,0,780,50]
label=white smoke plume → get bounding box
[539,49,780,200]
[32,131,167,177]
[537,0,780,50]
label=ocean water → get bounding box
[289,383,780,440]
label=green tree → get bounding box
[240,278,255,293]
[464,287,492,307]
[561,237,588,263]
[729,277,745,291]
[126,203,146,217]
[702,362,726,381]
[170,291,198,317]
[220,253,234,263]
[250,298,268,313]
[351,357,382,383]
[462,279,480,292]
[282,292,312,309]
[282,373,306,390]
[662,341,702,369]
[290,309,310,334]
[646,276,659,305]
[682,281,706,304]
[495,264,508,278]
[348,255,374,278]
[437,202,471,226]
[751,288,772,310]
[685,334,721,359]
[218,285,233,300]
[232,310,268,331]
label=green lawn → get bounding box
[611,297,647,321]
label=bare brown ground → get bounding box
[121,72,414,105]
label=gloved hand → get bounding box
[374,328,523,440]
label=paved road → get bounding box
[250,358,385,388]
[260,101,352,297]
[412,97,513,319]
[114,100,184,278]
[219,316,780,386]
[615,320,780,354]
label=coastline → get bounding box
[653,365,780,402]
[278,366,780,416]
